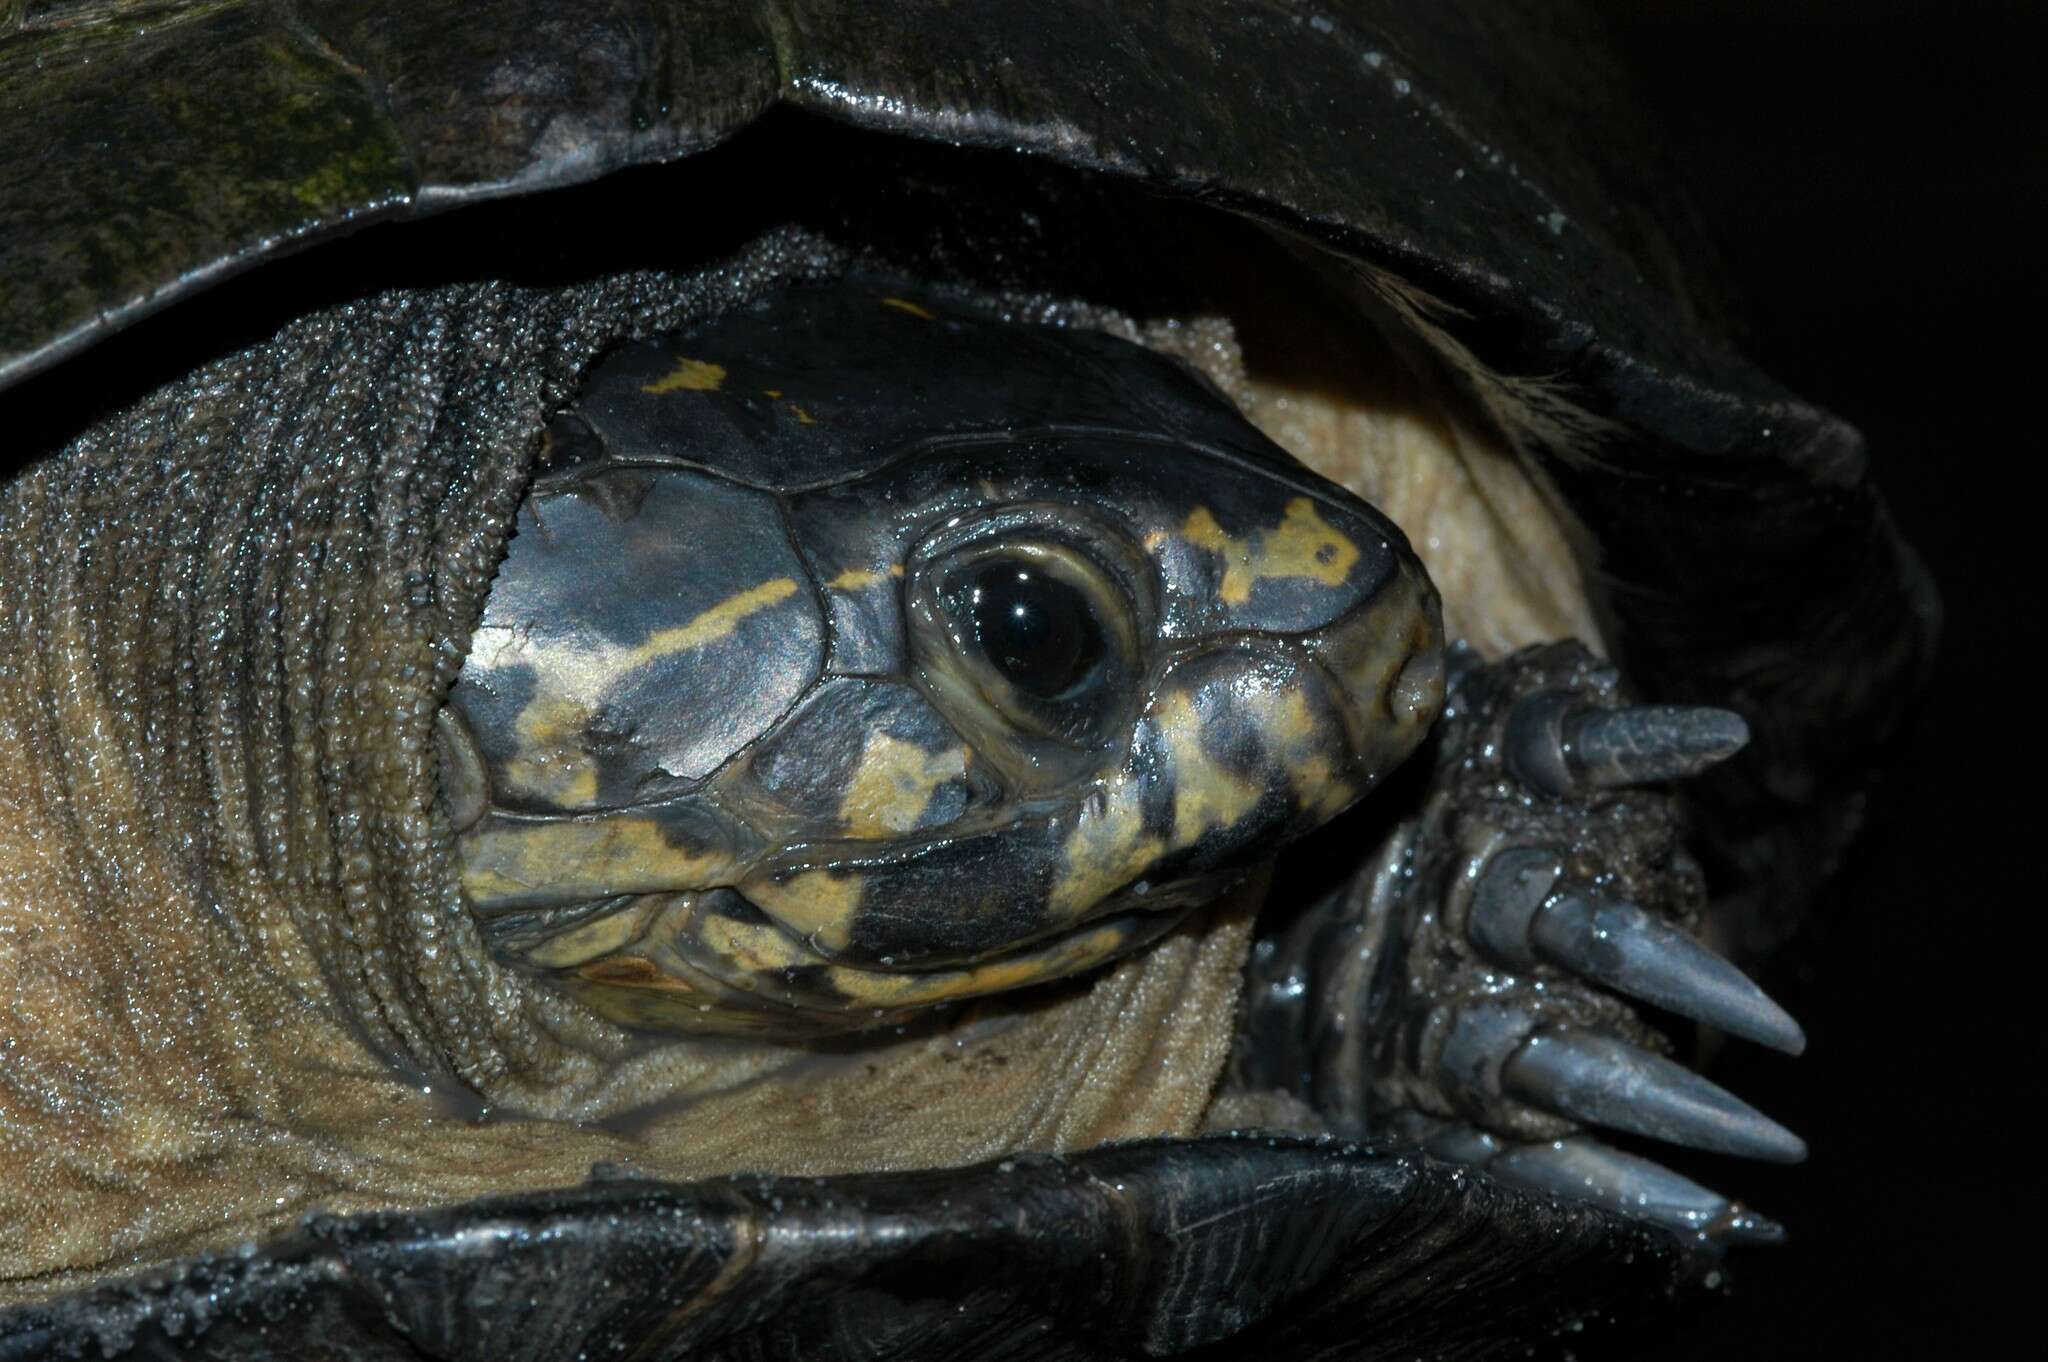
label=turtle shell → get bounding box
[0,3,1935,1359]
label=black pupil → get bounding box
[969,562,1105,700]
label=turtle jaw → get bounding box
[518,880,1228,1037]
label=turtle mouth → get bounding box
[490,869,1246,1036]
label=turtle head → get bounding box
[443,284,1442,1035]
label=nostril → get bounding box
[1389,643,1445,727]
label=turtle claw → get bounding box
[1499,1028,1807,1164]
[1467,849,1807,1055]
[1404,1114,1786,1247]
[1490,1136,1787,1246]
[1433,1001,1805,1163]
[1506,690,1749,796]
[1527,894,1806,1054]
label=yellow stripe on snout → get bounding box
[1179,498,1360,605]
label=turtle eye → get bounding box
[929,542,1135,744]
[965,560,1106,701]
[906,514,1149,774]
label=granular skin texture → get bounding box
[0,228,1583,1302]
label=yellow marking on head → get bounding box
[763,388,784,398]
[620,578,798,668]
[837,733,967,838]
[1181,498,1361,605]
[1046,688,1277,923]
[826,565,905,591]
[540,884,1175,1030]
[1297,753,1356,822]
[1269,689,1356,820]
[500,691,602,807]
[469,581,799,805]
[522,899,660,970]
[1271,688,1318,745]
[823,921,1137,1011]
[696,911,811,972]
[789,404,818,425]
[1154,691,1264,845]
[1180,508,1233,566]
[459,817,738,908]
[881,297,937,320]
[1265,498,1362,586]
[741,869,863,954]
[1051,780,1165,919]
[641,357,727,394]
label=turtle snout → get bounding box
[1301,548,1446,793]
[1118,618,1435,884]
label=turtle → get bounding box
[0,3,1935,1360]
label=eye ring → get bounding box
[904,505,1153,786]
[932,542,1130,743]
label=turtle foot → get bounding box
[1237,640,1806,1250]
[1372,642,1805,1243]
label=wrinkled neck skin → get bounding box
[0,238,1591,1299]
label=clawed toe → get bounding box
[1499,1024,1804,1163]
[1505,689,1750,797]
[1419,1122,1786,1248]
[1467,846,1806,1054]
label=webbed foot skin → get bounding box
[1238,641,1804,1251]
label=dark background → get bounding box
[1578,2,2039,1356]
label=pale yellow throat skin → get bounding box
[0,303,1592,1303]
